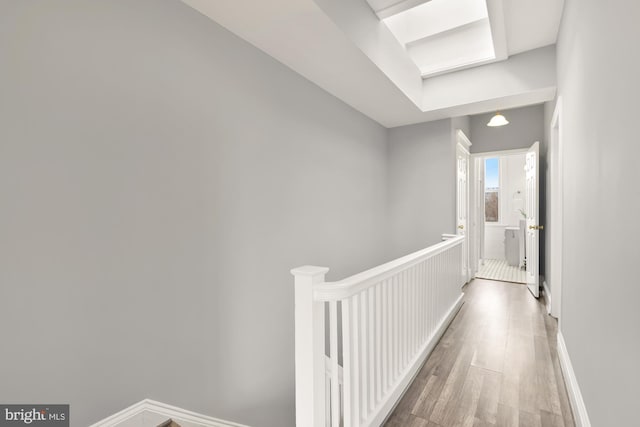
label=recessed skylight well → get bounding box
[381,0,497,78]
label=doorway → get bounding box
[474,150,528,284]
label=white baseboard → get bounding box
[89,399,250,427]
[557,332,591,427]
[542,280,551,315]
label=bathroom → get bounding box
[477,152,527,283]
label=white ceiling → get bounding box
[504,0,565,55]
[180,0,564,128]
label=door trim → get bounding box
[455,129,471,284]
[549,97,563,320]
[470,148,530,279]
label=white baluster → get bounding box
[392,274,398,381]
[382,280,389,394]
[398,271,407,373]
[419,261,425,344]
[360,291,369,420]
[352,296,362,425]
[342,297,354,427]
[375,283,383,403]
[409,267,415,358]
[405,268,411,361]
[329,301,340,427]
[368,287,375,413]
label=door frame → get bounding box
[469,147,530,278]
[548,97,563,320]
[455,130,472,284]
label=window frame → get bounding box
[483,157,504,225]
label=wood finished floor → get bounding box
[384,279,575,427]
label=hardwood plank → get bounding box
[475,368,502,424]
[428,346,475,424]
[518,356,538,415]
[472,417,495,427]
[550,347,576,427]
[449,365,485,427]
[411,375,442,420]
[519,410,542,427]
[499,326,523,409]
[406,414,434,427]
[388,377,428,426]
[532,311,547,338]
[496,404,518,427]
[533,335,562,415]
[540,409,565,427]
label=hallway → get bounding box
[385,279,574,427]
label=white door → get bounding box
[525,141,542,298]
[456,136,471,285]
[476,157,485,267]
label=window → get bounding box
[485,157,499,222]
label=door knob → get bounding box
[529,225,544,230]
[458,225,464,229]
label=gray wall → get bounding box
[451,115,471,141]
[0,2,389,426]
[387,120,456,258]
[469,105,545,154]
[556,1,640,425]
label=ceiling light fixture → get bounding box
[487,112,509,127]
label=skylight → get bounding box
[381,0,496,77]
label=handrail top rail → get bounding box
[309,235,464,301]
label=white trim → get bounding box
[557,333,591,427]
[470,147,529,159]
[542,280,551,315]
[549,96,563,321]
[498,156,506,226]
[484,222,509,228]
[456,129,472,152]
[471,148,527,226]
[379,294,465,426]
[456,129,472,284]
[89,400,250,427]
[474,157,485,269]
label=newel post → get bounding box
[291,265,329,427]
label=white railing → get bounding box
[292,235,465,427]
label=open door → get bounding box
[456,130,471,285]
[476,157,485,269]
[525,141,542,298]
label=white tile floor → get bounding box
[476,258,526,284]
